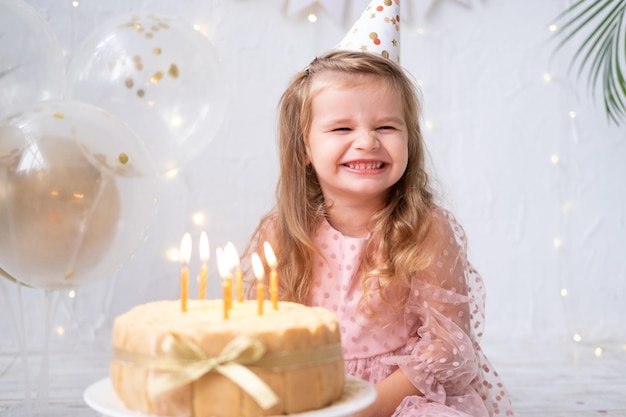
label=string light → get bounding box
[543,72,553,83]
[192,212,206,226]
[548,24,558,32]
[68,290,76,299]
[169,115,183,127]
[573,333,582,342]
[560,288,568,297]
[594,347,603,357]
[164,168,179,179]
[308,13,317,23]
[72,1,79,7]
[561,201,573,214]
[553,237,564,249]
[550,154,560,164]
[424,120,434,131]
[166,246,180,262]
[56,326,65,336]
[568,111,577,118]
[191,24,209,36]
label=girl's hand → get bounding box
[353,369,422,417]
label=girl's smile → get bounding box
[342,159,386,172]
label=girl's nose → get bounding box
[353,130,380,150]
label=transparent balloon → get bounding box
[0,0,65,119]
[0,101,157,290]
[66,12,227,174]
[0,266,18,284]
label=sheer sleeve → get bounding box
[380,207,509,417]
[381,208,478,398]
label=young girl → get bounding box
[247,49,515,417]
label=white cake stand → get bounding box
[84,375,376,417]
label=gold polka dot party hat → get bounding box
[337,0,401,63]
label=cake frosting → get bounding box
[110,299,345,417]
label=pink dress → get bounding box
[307,208,515,417]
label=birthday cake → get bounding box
[109,299,345,417]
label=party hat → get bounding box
[337,0,401,63]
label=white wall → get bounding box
[1,0,625,352]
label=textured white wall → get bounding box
[1,0,625,353]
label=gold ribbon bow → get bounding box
[147,335,279,410]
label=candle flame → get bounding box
[224,241,240,268]
[251,252,264,281]
[180,233,192,264]
[263,241,277,268]
[216,247,229,279]
[199,232,210,262]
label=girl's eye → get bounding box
[377,125,395,130]
[332,127,351,132]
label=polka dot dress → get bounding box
[307,207,515,416]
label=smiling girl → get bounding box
[246,50,515,417]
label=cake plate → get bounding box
[84,375,376,417]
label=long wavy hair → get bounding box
[247,50,436,313]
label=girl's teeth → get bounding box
[347,162,382,169]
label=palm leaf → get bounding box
[0,67,19,78]
[552,0,626,125]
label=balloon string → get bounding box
[16,282,33,410]
[99,271,118,331]
[1,280,32,410]
[36,289,60,413]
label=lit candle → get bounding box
[223,242,238,310]
[198,232,209,299]
[222,278,230,319]
[264,241,278,310]
[216,247,230,320]
[235,267,243,303]
[179,233,192,313]
[251,252,265,316]
[225,242,243,303]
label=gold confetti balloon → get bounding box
[0,101,157,290]
[0,0,65,119]
[67,13,227,174]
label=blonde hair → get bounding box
[248,50,436,313]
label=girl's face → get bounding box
[305,72,409,208]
